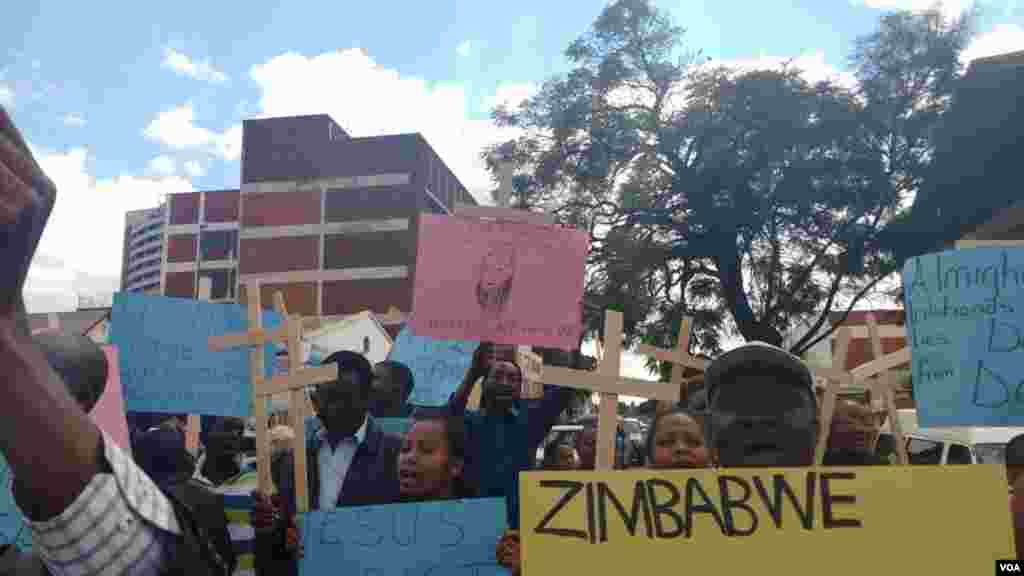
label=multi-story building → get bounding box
[121,205,166,294]
[160,113,477,337]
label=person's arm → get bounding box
[0,105,181,575]
[449,343,491,414]
[525,385,575,451]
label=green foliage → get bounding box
[484,0,976,358]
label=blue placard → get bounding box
[111,293,281,418]
[0,457,31,551]
[300,498,507,576]
[388,327,477,406]
[904,247,1024,426]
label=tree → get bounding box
[485,0,973,360]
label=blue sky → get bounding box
[4,0,1023,315]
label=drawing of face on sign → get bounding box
[476,242,516,316]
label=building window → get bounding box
[201,229,238,261]
[199,268,236,300]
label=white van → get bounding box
[878,409,1024,465]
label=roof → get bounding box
[828,309,905,327]
[304,310,394,346]
[29,308,110,335]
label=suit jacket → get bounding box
[255,416,401,576]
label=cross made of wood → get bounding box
[636,317,707,412]
[847,313,910,466]
[810,326,854,466]
[208,281,338,513]
[541,309,680,470]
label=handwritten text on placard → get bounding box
[111,293,281,417]
[300,498,507,575]
[388,327,476,407]
[521,467,1012,575]
[410,215,587,348]
[904,248,1024,426]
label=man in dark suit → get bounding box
[253,350,401,575]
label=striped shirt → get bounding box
[16,431,181,576]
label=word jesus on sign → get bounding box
[520,467,1012,575]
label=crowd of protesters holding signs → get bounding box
[1,98,1023,576]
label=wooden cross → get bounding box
[517,346,545,399]
[812,326,853,465]
[542,310,680,470]
[636,317,707,411]
[844,313,910,466]
[208,281,338,512]
[184,277,214,456]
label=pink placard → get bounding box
[410,214,588,348]
[91,346,131,454]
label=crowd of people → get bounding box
[0,105,1021,575]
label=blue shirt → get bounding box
[454,385,573,528]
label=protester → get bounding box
[645,406,709,469]
[253,350,401,575]
[0,105,239,575]
[398,406,471,501]
[541,440,580,470]
[575,416,631,470]
[1006,433,1024,555]
[370,360,415,418]
[449,342,574,529]
[704,342,819,467]
[133,421,199,490]
[822,399,888,466]
[496,530,522,576]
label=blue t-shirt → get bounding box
[456,386,573,528]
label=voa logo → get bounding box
[998,560,1023,573]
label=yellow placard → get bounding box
[520,466,1014,575]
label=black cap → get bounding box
[32,331,108,414]
[705,341,814,403]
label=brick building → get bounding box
[828,309,907,371]
[160,114,476,337]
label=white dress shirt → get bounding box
[17,430,181,576]
[316,417,368,509]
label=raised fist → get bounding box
[0,106,56,318]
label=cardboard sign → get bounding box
[299,498,507,575]
[388,326,477,407]
[111,293,281,418]
[904,247,1024,426]
[410,215,588,348]
[88,346,131,453]
[0,458,30,551]
[520,467,1012,575]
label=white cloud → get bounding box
[248,49,528,199]
[23,145,193,311]
[184,159,205,177]
[162,48,229,84]
[482,82,538,112]
[962,23,1024,64]
[851,0,973,22]
[0,85,13,107]
[147,155,177,176]
[62,113,86,127]
[456,41,472,57]
[708,50,858,90]
[142,103,241,161]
